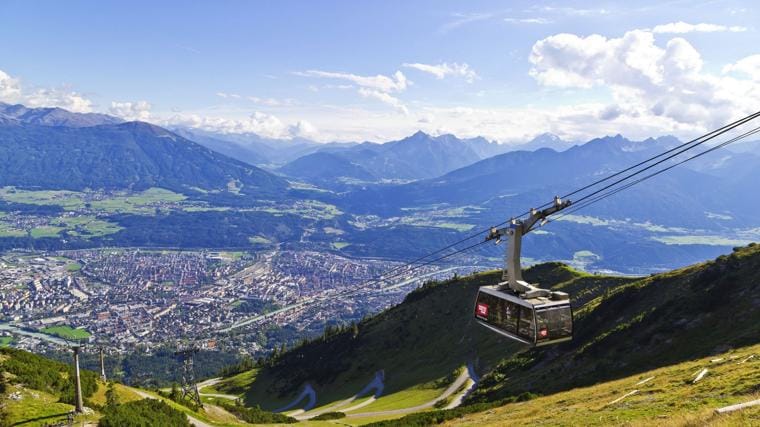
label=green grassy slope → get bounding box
[0,348,202,426]
[226,264,636,411]
[468,243,760,404]
[446,342,760,426]
[0,348,99,426]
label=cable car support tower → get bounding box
[174,346,203,408]
[486,196,571,299]
[65,339,87,414]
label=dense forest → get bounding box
[44,347,240,387]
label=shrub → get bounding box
[99,399,190,427]
[312,411,346,420]
[218,400,297,424]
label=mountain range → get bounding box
[172,127,358,167]
[342,133,760,227]
[0,103,758,273]
[278,131,511,186]
[0,119,288,198]
[0,102,123,127]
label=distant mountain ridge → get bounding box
[0,120,288,197]
[514,132,576,152]
[278,131,512,185]
[342,132,760,228]
[0,102,123,127]
[173,127,357,167]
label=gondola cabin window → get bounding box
[535,306,572,342]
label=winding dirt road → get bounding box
[347,363,478,418]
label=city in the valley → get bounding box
[0,248,476,355]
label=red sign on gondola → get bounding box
[476,303,489,318]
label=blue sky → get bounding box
[1,0,759,143]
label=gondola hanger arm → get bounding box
[485,196,571,241]
[484,196,572,297]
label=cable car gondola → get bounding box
[475,285,572,346]
[475,196,574,347]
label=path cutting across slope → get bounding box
[297,370,385,420]
[275,383,317,413]
[444,362,480,410]
[196,377,239,400]
[347,363,476,418]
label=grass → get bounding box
[183,206,231,212]
[446,342,760,426]
[652,235,753,246]
[40,325,91,340]
[215,369,259,395]
[88,381,144,406]
[0,224,26,237]
[65,262,82,271]
[0,336,13,346]
[0,186,186,214]
[332,241,351,250]
[29,226,65,238]
[435,223,475,232]
[2,386,96,426]
[0,187,86,210]
[396,217,475,232]
[52,216,123,238]
[199,384,222,394]
[352,387,443,412]
[248,236,272,245]
[257,200,343,220]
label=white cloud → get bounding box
[0,68,93,113]
[216,92,241,99]
[402,62,478,83]
[109,101,152,121]
[358,88,409,115]
[297,69,410,114]
[247,96,295,107]
[166,111,308,139]
[0,70,22,101]
[296,70,409,93]
[540,6,610,16]
[23,88,93,113]
[288,120,319,138]
[217,92,295,107]
[722,54,760,79]
[652,21,747,34]
[504,17,552,24]
[528,29,760,131]
[439,12,494,34]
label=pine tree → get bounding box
[106,382,119,407]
